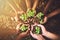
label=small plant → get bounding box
[36,12,44,24]
[27,9,35,17]
[19,9,35,22]
[19,24,28,32]
[19,14,27,21]
[32,26,41,34]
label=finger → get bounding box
[31,23,37,31]
[37,24,46,31]
[31,25,34,31]
[30,31,34,37]
[42,16,47,24]
[26,29,30,33]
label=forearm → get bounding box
[37,35,45,40]
[43,0,53,14]
[32,0,39,10]
[43,31,59,40]
[47,9,60,18]
[37,38,45,40]
[25,0,31,9]
[16,35,22,40]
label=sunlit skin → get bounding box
[6,0,60,40]
[30,23,59,40]
[15,23,30,40]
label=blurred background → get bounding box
[0,0,60,40]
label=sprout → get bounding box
[20,24,28,32]
[36,12,44,19]
[27,9,35,17]
[36,12,44,24]
[19,14,27,21]
[32,26,41,34]
[35,26,41,34]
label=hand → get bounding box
[41,16,48,24]
[31,23,48,36]
[43,16,48,23]
[16,28,30,40]
[19,29,30,38]
[34,24,48,35]
[30,31,45,40]
[37,24,59,40]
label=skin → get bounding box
[47,9,60,18]
[13,0,47,24]
[30,31,45,40]
[16,23,30,40]
[43,0,60,24]
[25,0,31,10]
[44,9,60,24]
[30,23,59,40]
[16,30,30,40]
[25,0,39,10]
[32,0,39,10]
[43,0,53,14]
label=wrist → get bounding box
[37,35,45,40]
[42,31,48,36]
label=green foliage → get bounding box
[20,24,28,32]
[19,14,27,21]
[36,12,44,19]
[27,10,35,17]
[36,12,44,24]
[19,9,35,21]
[35,26,40,34]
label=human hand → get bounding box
[30,31,45,40]
[16,29,30,40]
[34,24,48,35]
[31,23,48,36]
[16,24,30,40]
[16,23,30,35]
[41,16,48,24]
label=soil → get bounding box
[32,26,42,34]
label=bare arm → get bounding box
[37,24,59,40]
[25,0,31,10]
[43,0,53,14]
[32,0,39,10]
[47,9,60,18]
[43,31,59,40]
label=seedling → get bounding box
[27,9,35,17]
[19,24,28,32]
[36,12,44,24]
[19,14,27,21]
[32,26,41,34]
[19,9,35,22]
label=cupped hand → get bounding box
[30,31,45,40]
[36,24,48,35]
[16,29,30,40]
[41,16,48,24]
[31,23,48,37]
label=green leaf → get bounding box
[20,25,28,32]
[36,12,44,24]
[36,12,44,19]
[35,26,40,34]
[19,14,27,21]
[27,10,35,17]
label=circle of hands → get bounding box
[16,23,48,40]
[9,0,60,40]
